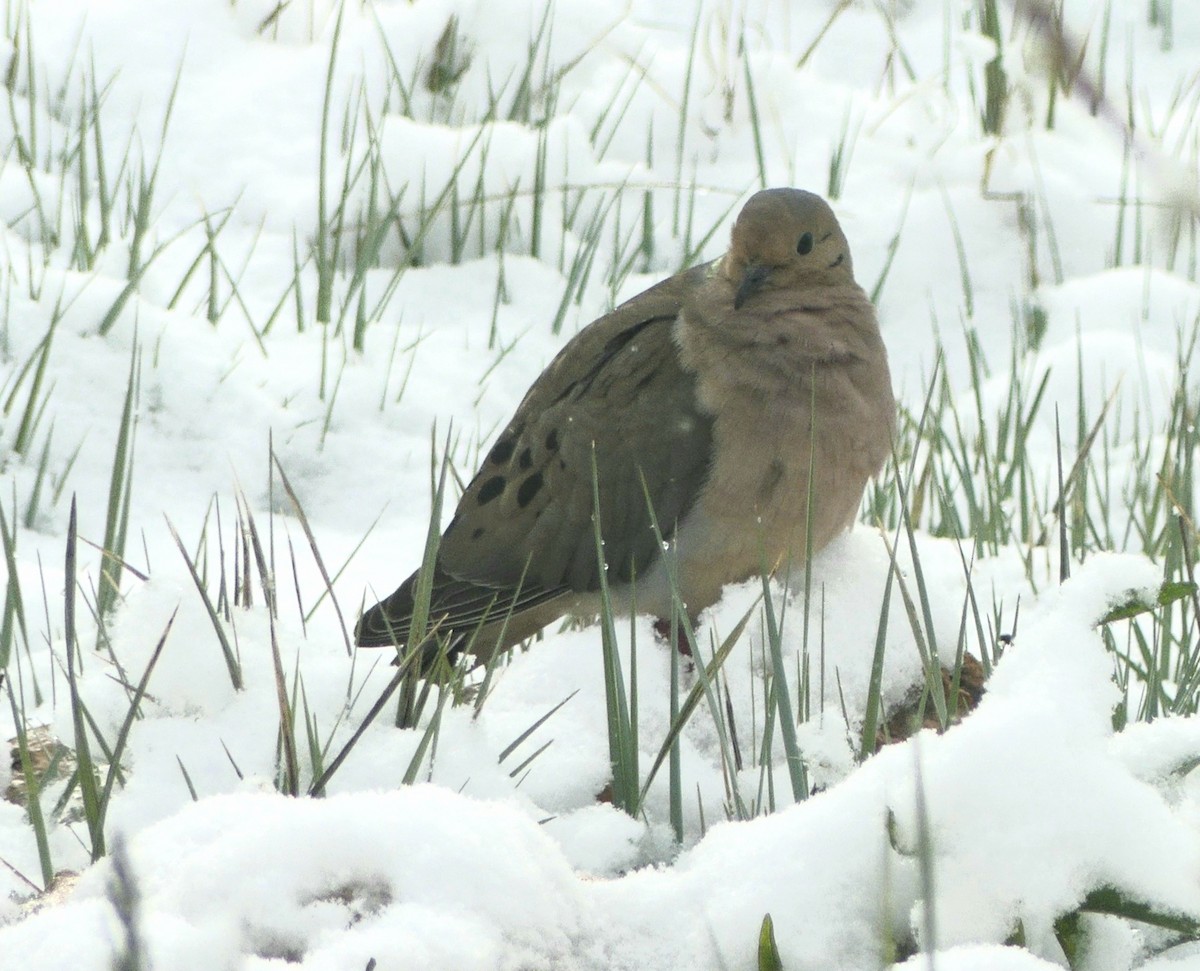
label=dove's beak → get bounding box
[734,263,771,310]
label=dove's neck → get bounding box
[676,282,883,396]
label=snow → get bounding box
[2,0,1200,968]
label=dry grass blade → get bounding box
[308,617,448,797]
[239,494,299,794]
[1035,379,1122,546]
[76,535,150,583]
[165,516,243,690]
[237,492,276,618]
[176,756,199,801]
[497,689,578,764]
[97,609,176,829]
[273,455,353,656]
[796,0,853,69]
[268,603,299,796]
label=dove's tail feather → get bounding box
[354,564,570,667]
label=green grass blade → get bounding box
[5,679,54,888]
[757,913,784,971]
[65,497,105,860]
[96,337,140,623]
[166,517,243,689]
[591,445,638,816]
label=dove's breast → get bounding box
[643,286,894,617]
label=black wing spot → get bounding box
[518,447,534,470]
[517,472,544,508]
[545,429,560,452]
[489,437,516,464]
[472,527,485,540]
[477,476,507,505]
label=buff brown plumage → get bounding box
[356,188,895,663]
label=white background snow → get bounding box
[1,0,1200,968]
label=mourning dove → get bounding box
[356,188,895,663]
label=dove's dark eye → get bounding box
[796,232,814,255]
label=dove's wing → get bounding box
[356,267,716,650]
[440,266,715,594]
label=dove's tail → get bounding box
[354,565,569,669]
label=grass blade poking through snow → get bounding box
[314,0,345,326]
[5,679,54,888]
[672,8,701,236]
[273,455,354,656]
[401,661,463,786]
[890,438,949,730]
[124,55,182,284]
[912,743,938,957]
[760,567,808,804]
[1055,409,1071,582]
[869,182,913,306]
[668,590,683,841]
[107,836,147,971]
[635,472,753,818]
[240,494,300,795]
[307,635,438,797]
[978,0,1007,135]
[23,426,56,529]
[497,690,578,767]
[860,533,898,758]
[880,525,949,732]
[65,497,105,860]
[1077,885,1200,938]
[1056,885,1200,965]
[757,914,784,971]
[638,602,756,807]
[0,503,32,684]
[396,426,454,729]
[591,445,638,816]
[741,37,767,190]
[167,517,243,690]
[6,295,61,458]
[96,337,140,628]
[94,610,174,840]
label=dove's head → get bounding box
[722,189,856,310]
